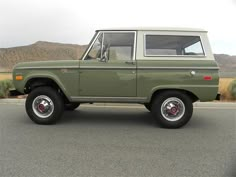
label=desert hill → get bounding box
[214,54,236,72]
[0,41,87,71]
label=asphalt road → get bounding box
[0,103,235,177]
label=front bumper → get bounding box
[9,89,23,97]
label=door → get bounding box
[79,31,137,97]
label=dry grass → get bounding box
[0,73,12,80]
[219,78,236,101]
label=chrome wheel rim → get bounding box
[161,97,185,121]
[32,95,54,119]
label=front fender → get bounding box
[14,71,71,100]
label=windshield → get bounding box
[79,32,98,60]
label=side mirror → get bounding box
[99,51,108,62]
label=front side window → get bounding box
[85,32,135,61]
[145,35,204,56]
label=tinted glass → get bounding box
[145,35,204,56]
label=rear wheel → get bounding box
[25,87,64,124]
[65,103,80,111]
[151,91,193,128]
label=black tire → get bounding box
[144,103,151,111]
[25,86,64,125]
[65,103,80,111]
[151,91,193,128]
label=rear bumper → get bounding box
[215,93,221,100]
[9,89,23,96]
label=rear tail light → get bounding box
[203,76,212,80]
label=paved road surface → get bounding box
[0,103,235,177]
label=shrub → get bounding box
[228,79,236,99]
[0,79,14,98]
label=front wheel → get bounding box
[25,87,64,124]
[151,91,193,128]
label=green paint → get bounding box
[12,29,219,103]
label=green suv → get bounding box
[12,28,219,128]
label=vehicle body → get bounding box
[12,27,219,128]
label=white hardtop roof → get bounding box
[96,27,207,32]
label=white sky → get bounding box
[0,0,236,55]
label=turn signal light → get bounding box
[16,75,23,81]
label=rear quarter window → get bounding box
[145,35,205,56]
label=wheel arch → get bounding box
[149,88,199,104]
[24,77,71,103]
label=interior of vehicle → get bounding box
[85,32,135,61]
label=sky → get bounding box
[0,0,236,55]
